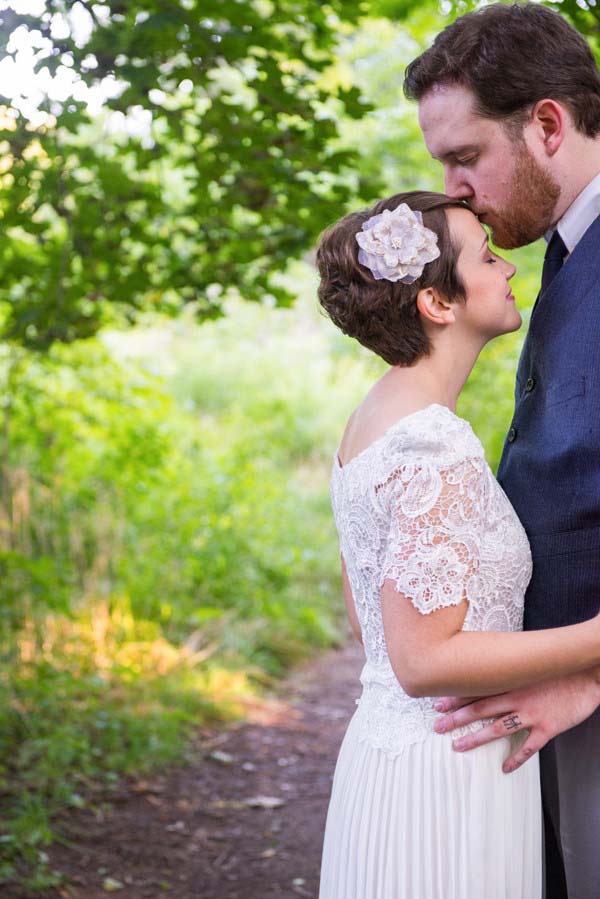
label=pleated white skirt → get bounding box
[319,711,542,899]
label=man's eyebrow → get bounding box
[432,144,479,162]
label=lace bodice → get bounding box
[331,403,532,757]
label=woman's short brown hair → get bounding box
[316,191,467,366]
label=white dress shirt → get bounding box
[551,168,600,252]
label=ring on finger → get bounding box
[502,713,523,732]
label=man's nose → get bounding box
[444,169,474,201]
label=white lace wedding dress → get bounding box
[319,404,542,899]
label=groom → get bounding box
[405,4,600,897]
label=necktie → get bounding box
[540,230,567,295]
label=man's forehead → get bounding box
[417,84,492,157]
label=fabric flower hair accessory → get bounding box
[355,203,440,284]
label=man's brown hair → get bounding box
[404,2,600,138]
[316,192,467,367]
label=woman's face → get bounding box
[448,207,521,341]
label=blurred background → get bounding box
[0,0,596,891]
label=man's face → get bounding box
[418,83,560,249]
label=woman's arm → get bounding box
[342,555,363,645]
[382,588,600,698]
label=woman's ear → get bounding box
[416,287,456,326]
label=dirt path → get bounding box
[14,642,363,899]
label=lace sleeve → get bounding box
[380,457,490,615]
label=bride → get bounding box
[316,191,600,898]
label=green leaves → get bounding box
[0,0,378,345]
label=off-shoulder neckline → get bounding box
[334,403,468,471]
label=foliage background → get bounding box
[2,0,591,891]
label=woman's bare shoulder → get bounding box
[338,381,437,467]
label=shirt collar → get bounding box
[546,169,600,250]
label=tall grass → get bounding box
[0,265,374,890]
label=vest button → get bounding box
[525,377,536,392]
[507,427,517,443]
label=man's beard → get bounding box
[483,143,561,250]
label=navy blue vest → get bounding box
[497,213,600,631]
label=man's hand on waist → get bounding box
[432,667,600,773]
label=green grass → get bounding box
[0,269,372,891]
